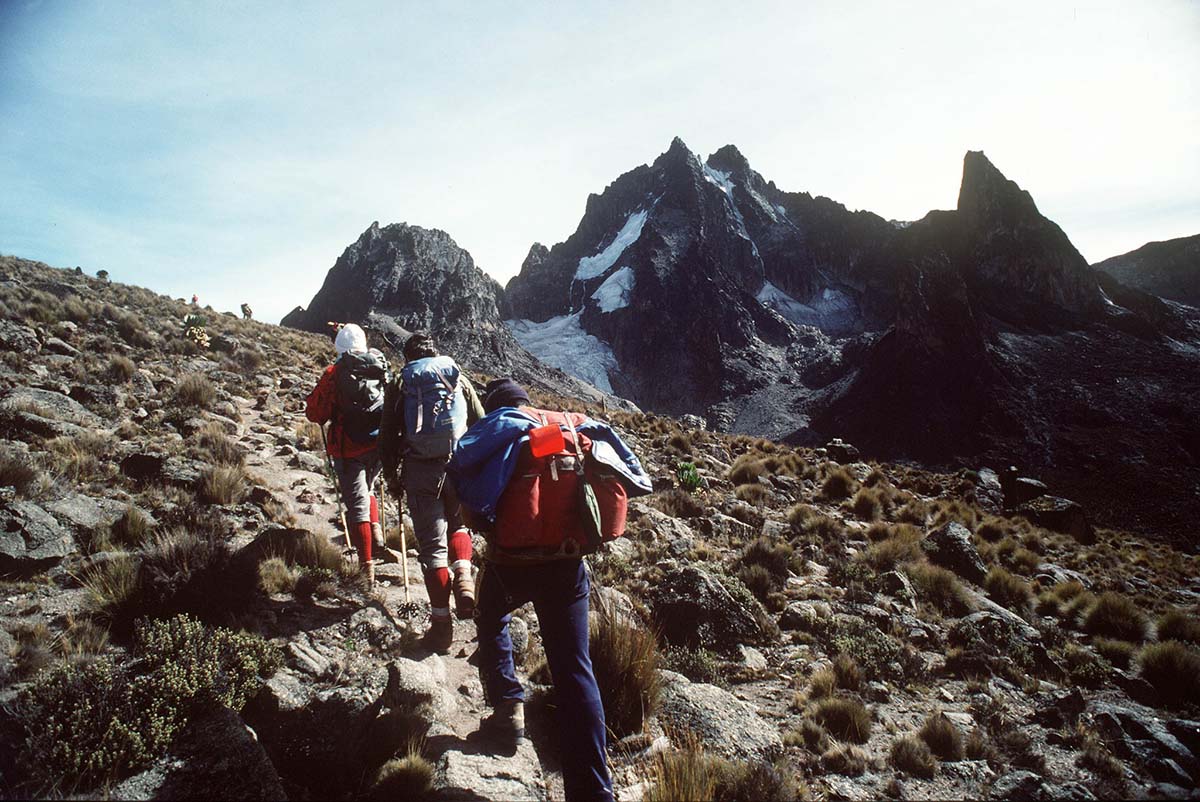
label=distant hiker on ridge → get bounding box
[379,332,485,653]
[240,302,253,320]
[304,323,391,568]
[447,378,652,802]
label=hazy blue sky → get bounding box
[2,0,1197,323]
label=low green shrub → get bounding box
[16,614,280,793]
[676,461,702,493]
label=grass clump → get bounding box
[734,483,769,506]
[173,373,216,409]
[1156,608,1200,645]
[645,738,799,802]
[81,554,142,625]
[1082,592,1149,642]
[821,743,868,776]
[15,614,280,793]
[368,752,434,801]
[820,466,857,501]
[199,464,246,505]
[807,669,837,700]
[905,562,974,615]
[1138,641,1200,707]
[811,697,872,744]
[1093,637,1137,670]
[108,355,137,382]
[1062,643,1111,687]
[831,653,862,693]
[863,526,923,571]
[589,600,661,738]
[918,712,963,760]
[107,505,154,550]
[257,557,299,595]
[649,489,706,519]
[849,487,885,521]
[0,453,40,496]
[890,734,937,778]
[983,567,1032,613]
[196,423,244,467]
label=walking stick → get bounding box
[319,424,354,553]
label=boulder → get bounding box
[922,521,987,583]
[974,468,1005,511]
[1015,496,1093,541]
[648,565,772,651]
[111,705,286,801]
[656,670,782,762]
[0,321,39,353]
[825,438,860,462]
[120,452,166,482]
[435,738,546,801]
[45,494,127,538]
[382,656,458,720]
[0,386,101,426]
[1005,477,1048,507]
[695,513,754,543]
[42,337,80,357]
[1086,701,1198,781]
[0,500,75,572]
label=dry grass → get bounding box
[44,432,112,483]
[1156,608,1200,645]
[0,454,39,496]
[734,483,769,506]
[108,355,137,382]
[890,734,937,779]
[807,669,837,700]
[831,654,862,693]
[820,466,857,501]
[589,599,662,737]
[849,487,885,521]
[811,697,872,744]
[905,562,974,615]
[983,567,1032,613]
[1138,641,1200,707]
[368,751,434,801]
[1093,637,1137,669]
[106,504,154,550]
[1083,592,1149,642]
[821,743,868,776]
[295,420,324,452]
[81,553,142,623]
[918,712,963,760]
[649,489,707,519]
[196,422,244,466]
[258,557,299,595]
[199,464,247,505]
[173,373,217,409]
[863,527,923,571]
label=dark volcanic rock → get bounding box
[648,564,772,652]
[282,222,615,406]
[922,521,987,583]
[1094,233,1200,308]
[0,500,76,572]
[1015,496,1092,541]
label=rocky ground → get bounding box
[1,257,1198,801]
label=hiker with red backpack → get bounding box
[304,324,391,567]
[379,332,485,652]
[447,378,652,802]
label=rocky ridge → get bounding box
[0,257,1198,800]
[1092,233,1200,309]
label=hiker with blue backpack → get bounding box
[448,378,652,802]
[379,332,485,652]
[304,323,391,568]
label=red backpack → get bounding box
[492,407,629,557]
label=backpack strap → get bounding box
[562,412,584,475]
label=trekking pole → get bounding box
[319,424,355,553]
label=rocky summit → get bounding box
[1092,232,1200,309]
[1,255,1199,802]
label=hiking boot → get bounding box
[480,699,525,744]
[453,564,475,620]
[423,615,454,654]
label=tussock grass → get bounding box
[820,743,867,776]
[984,566,1032,612]
[1083,592,1149,642]
[849,487,885,521]
[44,432,112,482]
[890,734,937,778]
[258,557,299,595]
[1156,608,1200,645]
[196,422,244,466]
[831,653,862,692]
[368,752,434,801]
[107,505,154,550]
[895,496,930,525]
[807,669,836,700]
[863,526,923,571]
[811,697,872,744]
[589,599,661,737]
[905,562,973,615]
[81,553,142,624]
[295,420,324,452]
[1138,641,1200,707]
[645,736,800,802]
[1093,637,1137,669]
[649,489,706,519]
[976,517,1009,542]
[0,454,39,496]
[199,464,246,505]
[919,711,963,760]
[173,373,216,409]
[734,483,769,506]
[108,355,137,382]
[820,465,857,501]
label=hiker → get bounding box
[447,378,652,802]
[304,323,391,567]
[191,294,199,306]
[240,302,253,320]
[379,332,485,652]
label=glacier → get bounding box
[576,210,648,281]
[757,280,860,333]
[591,266,635,313]
[505,312,620,393]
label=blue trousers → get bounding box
[476,559,613,802]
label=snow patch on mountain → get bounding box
[591,266,635,313]
[757,281,861,334]
[576,211,648,281]
[505,312,620,393]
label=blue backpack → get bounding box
[400,355,468,458]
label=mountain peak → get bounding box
[957,150,1040,224]
[707,144,750,175]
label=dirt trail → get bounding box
[231,394,556,800]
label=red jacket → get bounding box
[305,364,376,459]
